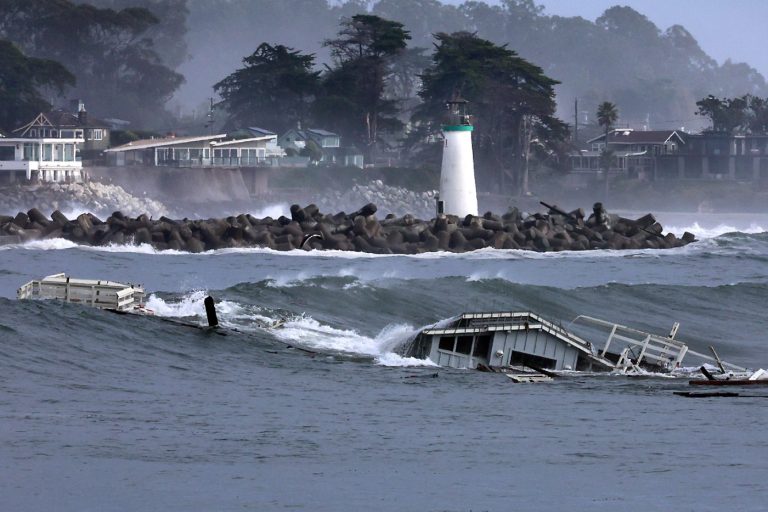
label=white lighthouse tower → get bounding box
[438,98,478,217]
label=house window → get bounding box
[64,144,74,162]
[242,148,259,164]
[0,146,14,161]
[61,130,75,138]
[23,143,38,161]
[75,130,83,138]
[42,144,53,161]
[91,129,103,141]
[213,148,237,162]
[29,129,37,138]
[51,130,58,138]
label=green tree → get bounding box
[414,31,567,194]
[386,47,430,101]
[746,95,768,134]
[695,95,749,133]
[596,101,618,197]
[0,0,183,127]
[300,139,323,162]
[75,0,189,69]
[214,43,320,133]
[174,1,768,133]
[0,40,75,132]
[317,14,411,161]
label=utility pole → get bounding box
[574,97,578,145]
[205,97,215,134]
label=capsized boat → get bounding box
[405,311,747,375]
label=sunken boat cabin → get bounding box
[408,311,746,374]
[408,312,615,371]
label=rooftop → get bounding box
[104,134,228,152]
[588,129,685,145]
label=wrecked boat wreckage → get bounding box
[405,311,749,381]
[16,272,765,386]
[17,272,151,314]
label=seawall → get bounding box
[0,203,695,253]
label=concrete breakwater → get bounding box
[0,202,694,253]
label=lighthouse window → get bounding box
[438,336,454,351]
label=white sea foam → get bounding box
[12,238,80,251]
[663,222,766,239]
[145,291,263,325]
[146,290,432,366]
[3,232,722,260]
[264,271,318,288]
[0,238,188,254]
[376,352,439,367]
[273,316,435,366]
[249,203,291,220]
[145,290,207,318]
[59,203,92,220]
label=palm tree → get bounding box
[596,101,618,198]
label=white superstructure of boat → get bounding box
[407,311,746,375]
[17,272,149,313]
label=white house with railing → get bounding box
[104,133,278,168]
[0,132,84,184]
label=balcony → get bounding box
[156,157,268,168]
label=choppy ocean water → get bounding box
[1,211,767,511]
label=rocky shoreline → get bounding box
[0,202,695,253]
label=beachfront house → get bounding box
[278,127,365,168]
[279,127,340,152]
[570,129,686,180]
[246,127,285,159]
[104,132,277,168]
[657,132,768,181]
[12,101,110,162]
[0,113,86,184]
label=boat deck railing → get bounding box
[568,315,746,371]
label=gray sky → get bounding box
[443,0,768,79]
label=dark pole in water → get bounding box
[204,296,219,328]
